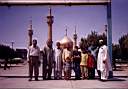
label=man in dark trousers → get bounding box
[42,40,55,80]
[72,46,81,80]
[28,39,40,81]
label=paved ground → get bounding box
[0,63,128,88]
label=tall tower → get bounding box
[73,26,77,49]
[65,26,67,36]
[28,19,33,47]
[47,7,54,42]
[105,25,107,35]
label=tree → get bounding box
[112,44,121,70]
[86,31,98,47]
[112,44,121,59]
[0,44,16,69]
[79,31,107,49]
[119,34,128,60]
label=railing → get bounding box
[0,0,111,6]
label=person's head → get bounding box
[88,50,91,55]
[66,43,70,50]
[81,38,84,42]
[74,46,79,51]
[56,41,61,49]
[46,39,53,48]
[32,39,37,47]
[82,48,87,54]
[99,39,104,47]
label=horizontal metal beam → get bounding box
[0,0,111,6]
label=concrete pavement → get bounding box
[0,63,128,88]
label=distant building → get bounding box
[60,28,73,50]
[15,49,27,60]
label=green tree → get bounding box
[86,31,98,47]
[79,31,107,49]
[112,44,121,59]
[0,44,16,69]
[112,44,121,69]
[119,34,128,60]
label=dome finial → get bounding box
[75,25,76,34]
[65,26,67,36]
[29,17,32,30]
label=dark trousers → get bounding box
[88,68,95,79]
[43,64,52,79]
[29,56,39,79]
[97,70,101,79]
[73,62,81,79]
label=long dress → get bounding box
[54,48,63,79]
[43,45,55,79]
[97,45,112,80]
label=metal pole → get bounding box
[11,42,14,49]
[107,1,113,78]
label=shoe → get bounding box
[43,77,46,80]
[75,77,81,80]
[59,77,62,80]
[35,77,38,81]
[100,79,107,82]
[35,78,38,81]
[47,77,52,80]
[28,78,32,81]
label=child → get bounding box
[62,44,72,80]
[87,50,95,79]
[80,49,88,79]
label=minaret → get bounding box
[65,26,67,36]
[28,19,33,47]
[105,25,107,35]
[47,7,54,42]
[73,26,77,49]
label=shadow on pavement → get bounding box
[102,77,126,82]
[100,77,126,82]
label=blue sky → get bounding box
[0,0,128,49]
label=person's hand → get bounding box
[103,60,106,64]
[66,57,70,60]
[75,55,80,58]
[27,60,30,63]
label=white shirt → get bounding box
[28,45,40,57]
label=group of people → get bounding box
[27,39,112,81]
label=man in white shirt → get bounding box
[97,40,112,81]
[28,39,40,81]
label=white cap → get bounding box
[99,39,103,43]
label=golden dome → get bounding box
[60,36,73,44]
[60,36,73,49]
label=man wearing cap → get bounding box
[54,42,63,79]
[42,40,55,80]
[97,40,112,81]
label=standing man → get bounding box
[54,42,63,79]
[43,40,55,80]
[97,40,112,81]
[72,46,81,80]
[27,39,40,81]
